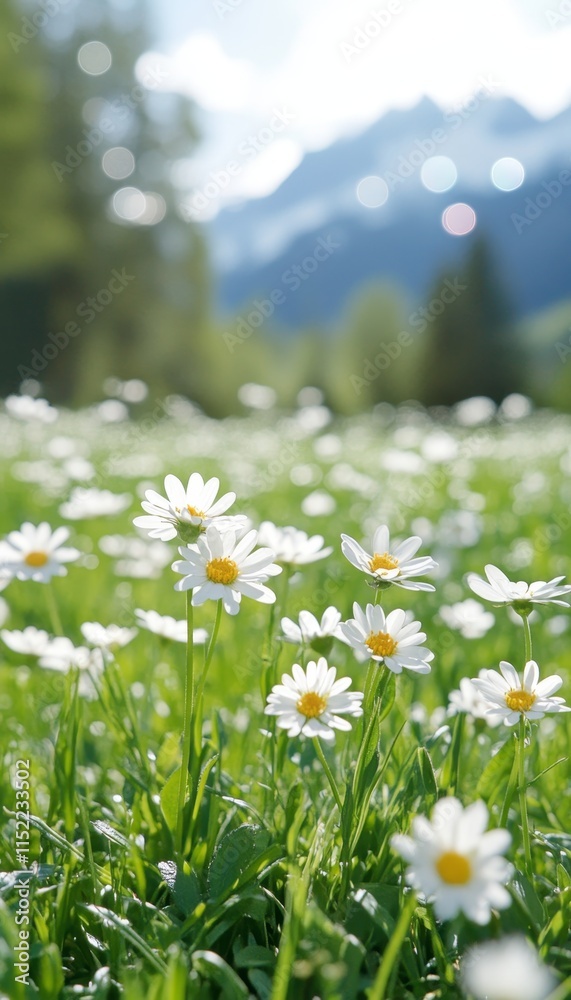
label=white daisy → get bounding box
[133,472,245,543]
[172,526,281,616]
[38,637,93,673]
[264,658,363,742]
[471,660,570,726]
[60,488,131,520]
[439,599,495,639]
[80,622,138,652]
[462,936,555,1000]
[257,521,332,566]
[134,608,208,645]
[0,522,80,584]
[391,797,513,924]
[467,564,571,609]
[338,603,433,675]
[447,675,501,726]
[1,626,51,656]
[280,606,342,655]
[5,395,58,423]
[341,524,437,592]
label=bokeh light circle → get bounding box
[78,41,112,76]
[356,175,389,208]
[491,157,525,191]
[102,147,135,180]
[113,187,146,221]
[442,202,477,236]
[421,156,458,193]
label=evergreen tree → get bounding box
[416,238,526,407]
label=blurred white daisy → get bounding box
[134,608,208,644]
[265,658,363,742]
[281,606,342,655]
[341,525,437,592]
[173,526,281,616]
[134,472,244,543]
[1,626,51,656]
[447,674,501,726]
[462,936,555,1000]
[391,797,512,924]
[80,622,138,652]
[0,523,80,584]
[467,565,571,609]
[338,603,433,675]
[5,395,58,423]
[472,660,570,726]
[60,488,131,520]
[439,599,494,639]
[257,521,332,566]
[38,637,93,673]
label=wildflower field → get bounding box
[1,392,571,1000]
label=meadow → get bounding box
[0,390,570,1000]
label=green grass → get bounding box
[1,400,571,999]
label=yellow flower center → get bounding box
[24,551,49,568]
[206,557,239,585]
[435,850,472,885]
[187,504,205,518]
[369,551,399,573]
[365,631,397,657]
[296,691,327,718]
[505,688,536,712]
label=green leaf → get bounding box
[160,767,185,832]
[91,820,131,850]
[233,944,275,969]
[476,736,516,805]
[207,825,272,900]
[511,873,545,931]
[415,747,437,806]
[158,860,202,917]
[192,950,249,998]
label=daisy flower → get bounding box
[0,522,80,584]
[471,660,570,726]
[172,526,281,616]
[391,797,513,924]
[134,472,245,543]
[265,658,363,742]
[280,606,342,655]
[1,626,51,656]
[341,524,437,591]
[338,603,433,674]
[60,488,131,520]
[462,936,555,1000]
[439,598,495,639]
[257,521,332,566]
[134,608,208,644]
[447,674,501,726]
[5,395,58,423]
[80,622,138,652]
[467,564,571,609]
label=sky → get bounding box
[142,0,571,210]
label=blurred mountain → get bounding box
[206,97,571,325]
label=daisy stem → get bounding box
[518,714,532,877]
[312,737,343,812]
[368,890,417,1000]
[194,599,223,754]
[45,584,64,635]
[175,589,194,859]
[521,611,533,662]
